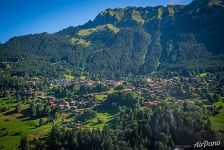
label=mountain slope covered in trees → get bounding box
[0,0,224,79]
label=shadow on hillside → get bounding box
[3,110,15,116]
[16,109,31,120]
[94,104,117,115]
[107,118,116,128]
[66,113,75,119]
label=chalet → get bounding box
[74,109,81,115]
[147,76,153,83]
[27,80,36,85]
[77,103,86,109]
[49,103,57,108]
[64,105,70,110]
[69,101,77,106]
[38,96,46,100]
[144,100,160,107]
[104,80,123,87]
[86,80,98,86]
[126,85,136,91]
[66,98,75,102]
[27,78,39,85]
[58,100,69,108]
[27,88,34,95]
[55,79,70,86]
[114,81,123,87]
[74,123,82,129]
[191,92,198,97]
[48,97,56,102]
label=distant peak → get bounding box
[99,8,124,21]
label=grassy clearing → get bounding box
[198,72,207,78]
[0,98,53,149]
[0,115,34,133]
[64,74,74,80]
[210,100,224,131]
[84,107,118,129]
[0,97,17,110]
[192,97,208,104]
[95,94,107,102]
[0,114,52,149]
[79,76,86,80]
[106,88,115,94]
[84,112,115,129]
[0,136,20,150]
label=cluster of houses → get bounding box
[2,73,222,117]
[140,74,221,107]
[145,76,206,100]
[53,78,123,88]
[26,77,40,85]
[64,121,82,129]
[146,74,223,100]
[47,95,96,111]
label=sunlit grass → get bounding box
[84,110,117,129]
[64,74,74,80]
[95,94,107,101]
[0,98,53,149]
[0,136,20,150]
[210,100,224,131]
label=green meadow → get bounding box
[210,100,224,131]
[0,98,52,150]
[84,112,115,129]
[94,94,107,102]
[0,136,20,150]
[84,107,118,129]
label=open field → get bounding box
[94,94,107,102]
[84,107,118,129]
[198,72,207,78]
[64,74,75,80]
[0,114,52,149]
[0,98,52,149]
[0,97,17,111]
[84,112,115,129]
[210,99,224,131]
[0,136,20,149]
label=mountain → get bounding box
[0,0,224,79]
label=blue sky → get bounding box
[0,0,192,43]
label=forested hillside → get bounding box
[0,0,224,79]
[1,1,224,149]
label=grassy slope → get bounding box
[64,74,75,80]
[84,112,115,129]
[0,97,17,110]
[0,98,52,150]
[210,100,224,131]
[0,114,52,150]
[0,136,20,150]
[94,94,107,102]
[84,106,118,129]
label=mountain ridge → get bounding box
[0,0,224,79]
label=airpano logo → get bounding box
[194,140,220,148]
